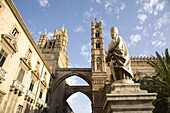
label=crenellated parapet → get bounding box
[130,56,156,76]
[131,56,156,61]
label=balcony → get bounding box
[25,90,36,103]
[0,67,7,83]
[36,98,45,108]
[10,80,25,96]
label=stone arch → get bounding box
[49,68,92,113]
[65,90,92,103]
[66,92,92,113]
[52,68,92,94]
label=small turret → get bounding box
[38,31,48,49]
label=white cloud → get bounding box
[47,32,53,39]
[38,31,42,35]
[154,12,170,30]
[66,76,78,86]
[152,40,166,47]
[137,13,147,24]
[128,34,142,47]
[80,43,91,63]
[74,25,85,33]
[84,8,97,19]
[96,0,101,4]
[135,25,143,30]
[37,0,49,7]
[129,34,141,45]
[104,1,126,18]
[138,0,167,15]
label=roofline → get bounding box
[5,0,52,74]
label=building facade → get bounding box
[0,0,52,113]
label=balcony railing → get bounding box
[0,67,7,83]
[10,80,25,96]
[25,90,36,101]
[36,98,45,107]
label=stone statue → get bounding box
[106,26,133,82]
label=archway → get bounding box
[67,92,92,113]
[49,68,92,113]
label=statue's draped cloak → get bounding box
[107,36,133,78]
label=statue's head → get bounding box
[110,26,118,39]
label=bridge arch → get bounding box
[52,68,92,94]
[49,68,92,113]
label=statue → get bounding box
[106,26,133,83]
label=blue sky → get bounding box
[13,0,170,113]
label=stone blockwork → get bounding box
[103,81,157,113]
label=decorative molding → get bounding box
[20,57,32,70]
[1,34,18,54]
[31,69,40,79]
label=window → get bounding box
[29,80,34,91]
[17,68,25,82]
[44,42,47,48]
[39,89,43,99]
[26,48,32,59]
[11,27,19,38]
[16,105,23,113]
[44,72,47,81]
[0,48,8,67]
[95,31,100,38]
[36,61,40,71]
[48,41,53,48]
[96,41,100,49]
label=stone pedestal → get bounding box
[103,80,157,113]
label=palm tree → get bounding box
[142,48,170,113]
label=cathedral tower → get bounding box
[38,26,69,72]
[91,20,107,91]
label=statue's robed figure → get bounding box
[106,26,133,82]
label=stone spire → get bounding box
[38,31,48,49]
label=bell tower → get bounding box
[91,20,107,91]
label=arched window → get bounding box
[96,57,102,71]
[96,41,100,49]
[95,31,100,38]
[44,42,47,48]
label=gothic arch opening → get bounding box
[66,92,92,113]
[50,69,92,113]
[53,72,92,92]
[66,75,89,86]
